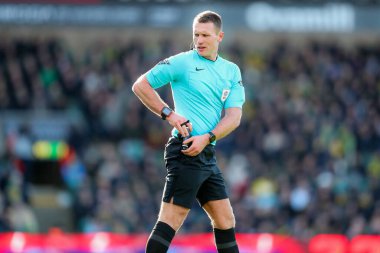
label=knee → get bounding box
[159,208,188,231]
[225,212,236,228]
[212,212,236,230]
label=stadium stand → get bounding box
[0,34,379,242]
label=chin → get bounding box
[198,51,208,57]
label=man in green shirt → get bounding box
[132,10,245,253]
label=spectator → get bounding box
[0,37,379,241]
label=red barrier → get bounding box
[350,235,380,253]
[1,232,377,253]
[309,234,350,253]
[0,232,307,253]
[0,233,45,252]
[237,233,306,253]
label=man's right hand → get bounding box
[167,112,192,137]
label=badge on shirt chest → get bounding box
[221,89,230,102]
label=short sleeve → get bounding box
[146,53,185,89]
[224,64,245,108]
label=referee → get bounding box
[132,10,245,253]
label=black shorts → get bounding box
[162,136,228,209]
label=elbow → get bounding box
[131,82,138,94]
[233,111,242,129]
[132,75,149,96]
[132,82,141,96]
[225,108,242,130]
[234,117,241,129]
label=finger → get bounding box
[182,125,190,137]
[175,122,185,136]
[180,120,191,136]
[181,141,193,152]
[180,120,190,127]
[183,136,194,144]
[181,143,197,156]
[184,150,198,157]
[187,122,193,132]
[181,148,195,156]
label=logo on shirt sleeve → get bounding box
[158,59,170,65]
[221,89,230,102]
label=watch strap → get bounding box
[208,132,216,143]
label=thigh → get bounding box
[196,170,228,206]
[202,198,236,229]
[163,166,211,209]
[164,138,212,209]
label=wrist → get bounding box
[160,106,173,120]
[208,131,216,144]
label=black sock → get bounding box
[214,227,239,253]
[146,221,176,253]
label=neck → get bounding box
[206,54,218,61]
[197,51,218,62]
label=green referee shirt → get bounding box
[147,49,245,139]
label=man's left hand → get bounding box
[181,134,209,156]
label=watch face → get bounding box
[162,107,172,116]
[161,107,172,120]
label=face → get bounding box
[193,21,224,61]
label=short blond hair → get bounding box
[193,10,222,31]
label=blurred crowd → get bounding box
[0,35,380,241]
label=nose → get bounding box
[196,36,204,45]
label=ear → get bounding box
[218,31,224,42]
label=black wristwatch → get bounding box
[160,106,173,120]
[208,131,216,143]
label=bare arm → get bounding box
[211,107,242,141]
[131,74,168,117]
[182,107,242,156]
[131,74,192,136]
